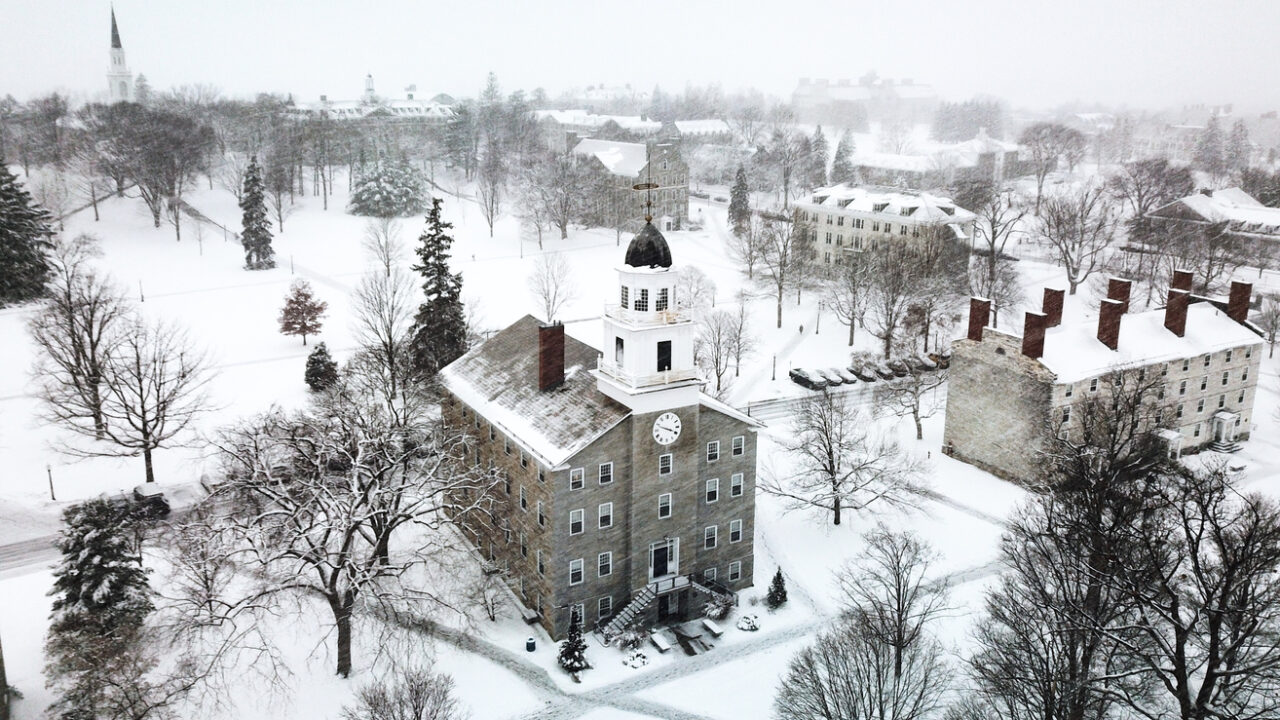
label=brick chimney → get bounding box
[1165,289,1189,337]
[1022,311,1047,359]
[1106,277,1132,314]
[967,298,991,342]
[1042,288,1065,328]
[1171,269,1194,293]
[1228,281,1252,323]
[1098,299,1124,350]
[538,323,565,391]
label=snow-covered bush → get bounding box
[614,623,648,652]
[348,162,427,218]
[704,594,735,621]
[736,614,760,632]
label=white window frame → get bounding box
[703,567,717,582]
[569,509,584,536]
[706,478,719,504]
[598,596,613,619]
[659,453,673,476]
[598,551,612,578]
[704,525,717,549]
[569,468,584,490]
[730,473,744,497]
[537,500,545,526]
[519,486,527,511]
[707,441,720,462]
[730,519,743,543]
[536,549,544,575]
[732,436,745,456]
[599,462,613,485]
[658,493,672,519]
[569,558,584,585]
[598,502,613,529]
[728,561,741,581]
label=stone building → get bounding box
[853,130,1029,191]
[286,75,454,122]
[572,138,689,232]
[792,184,977,266]
[943,273,1263,483]
[439,223,759,640]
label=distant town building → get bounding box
[439,223,760,640]
[792,73,938,129]
[286,75,454,122]
[792,184,977,266]
[663,119,734,144]
[853,130,1028,190]
[943,275,1263,483]
[1148,187,1280,262]
[106,8,134,104]
[534,110,661,150]
[572,138,689,232]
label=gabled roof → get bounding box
[439,316,631,468]
[673,119,731,136]
[1150,188,1280,237]
[799,183,976,224]
[572,138,649,177]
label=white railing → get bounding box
[598,358,700,387]
[647,574,690,595]
[603,303,690,326]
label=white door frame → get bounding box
[648,538,679,582]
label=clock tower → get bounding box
[594,221,700,414]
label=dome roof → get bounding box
[624,222,673,268]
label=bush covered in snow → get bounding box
[348,162,427,218]
[704,594,735,621]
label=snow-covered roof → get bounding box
[571,138,650,177]
[798,183,977,224]
[1038,301,1262,384]
[534,110,660,133]
[673,119,731,136]
[1151,188,1280,237]
[439,316,631,469]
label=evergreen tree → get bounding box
[133,74,152,105]
[831,131,856,184]
[766,567,788,609]
[809,126,829,188]
[239,155,275,270]
[305,342,339,391]
[348,161,427,218]
[728,164,751,235]
[409,198,468,376]
[45,498,154,717]
[279,279,327,345]
[0,159,54,306]
[557,608,589,676]
[1227,119,1252,173]
[1195,116,1227,181]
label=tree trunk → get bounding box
[832,493,841,526]
[1068,278,1080,295]
[143,445,155,484]
[90,184,99,222]
[913,410,923,440]
[330,595,354,678]
[848,320,855,346]
[776,295,783,329]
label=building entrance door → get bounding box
[649,538,678,582]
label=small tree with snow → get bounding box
[558,608,590,678]
[305,342,339,391]
[240,155,275,270]
[766,568,788,610]
[348,162,427,219]
[409,198,469,376]
[279,279,327,345]
[728,164,751,235]
[0,159,55,306]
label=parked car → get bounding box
[927,351,951,369]
[873,362,896,381]
[814,367,846,386]
[911,354,938,372]
[834,367,860,384]
[104,484,171,519]
[887,359,911,377]
[849,363,878,382]
[789,368,827,390]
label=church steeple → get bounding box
[107,7,134,103]
[111,7,122,49]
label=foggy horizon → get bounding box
[5,0,1280,114]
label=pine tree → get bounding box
[1227,119,1252,173]
[728,164,751,235]
[305,342,339,391]
[240,155,275,270]
[348,161,427,218]
[409,198,468,376]
[831,131,856,184]
[46,499,154,718]
[0,159,54,306]
[810,126,829,188]
[1195,116,1227,181]
[766,567,788,609]
[279,279,327,345]
[557,608,589,676]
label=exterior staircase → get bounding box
[599,585,657,641]
[1210,440,1242,453]
[598,574,738,644]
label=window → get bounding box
[1243,367,1250,382]
[599,462,613,485]
[1247,347,1253,359]
[1219,394,1226,409]
[656,288,669,312]
[1200,376,1208,391]
[1065,384,1073,398]
[598,551,612,577]
[1197,399,1205,414]
[884,223,892,234]
[704,525,718,549]
[520,532,527,558]
[635,288,649,312]
[519,486,527,511]
[1223,370,1230,386]
[537,500,546,526]
[620,286,629,309]
[706,478,719,503]
[731,473,744,497]
[1089,378,1098,393]
[1227,349,1233,362]
[571,602,584,623]
[1061,406,1071,424]
[615,336,624,364]
[504,436,510,455]
[598,502,613,529]
[504,474,511,495]
[658,493,672,518]
[1204,354,1211,367]
[1194,423,1202,438]
[728,561,741,581]
[657,340,672,372]
[873,221,880,232]
[732,436,745,456]
[707,441,720,462]
[569,509,584,535]
[570,468,584,490]
[598,596,613,619]
[1240,390,1246,403]
[1177,404,1184,419]
[659,454,673,476]
[504,527,511,544]
[837,216,844,226]
[1163,363,1170,376]
[1182,359,1190,372]
[1179,380,1187,396]
[730,519,743,543]
[536,549,545,575]
[538,467,546,483]
[489,424,495,441]
[569,559,583,585]
[475,414,481,429]
[704,567,717,582]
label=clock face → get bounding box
[652,412,682,446]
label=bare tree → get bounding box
[762,390,925,526]
[477,148,504,238]
[30,235,130,440]
[759,217,804,328]
[217,152,250,203]
[542,153,586,240]
[1019,122,1086,214]
[351,269,418,423]
[763,105,803,209]
[363,218,405,278]
[527,253,576,323]
[732,105,765,147]
[342,666,468,720]
[695,309,736,396]
[60,316,213,484]
[1256,293,1280,358]
[467,570,507,624]
[513,163,551,250]
[1038,184,1117,295]
[728,215,765,280]
[865,244,918,359]
[728,296,755,377]
[676,265,717,313]
[969,186,1028,327]
[826,254,872,346]
[1155,220,1262,294]
[875,366,948,441]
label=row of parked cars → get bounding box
[789,351,950,391]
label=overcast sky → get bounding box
[3,0,1279,113]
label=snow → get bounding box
[571,138,651,177]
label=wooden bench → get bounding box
[701,618,724,638]
[518,606,540,624]
[650,632,673,653]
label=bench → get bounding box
[701,618,724,638]
[650,632,673,653]
[518,606,540,624]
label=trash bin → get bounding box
[526,637,536,652]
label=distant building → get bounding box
[792,184,977,266]
[663,119,734,144]
[439,223,760,640]
[572,138,689,232]
[1148,188,1280,263]
[792,73,938,129]
[106,8,134,104]
[287,75,454,122]
[853,130,1027,190]
[943,275,1263,483]
[534,110,661,150]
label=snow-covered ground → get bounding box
[5,163,1280,720]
